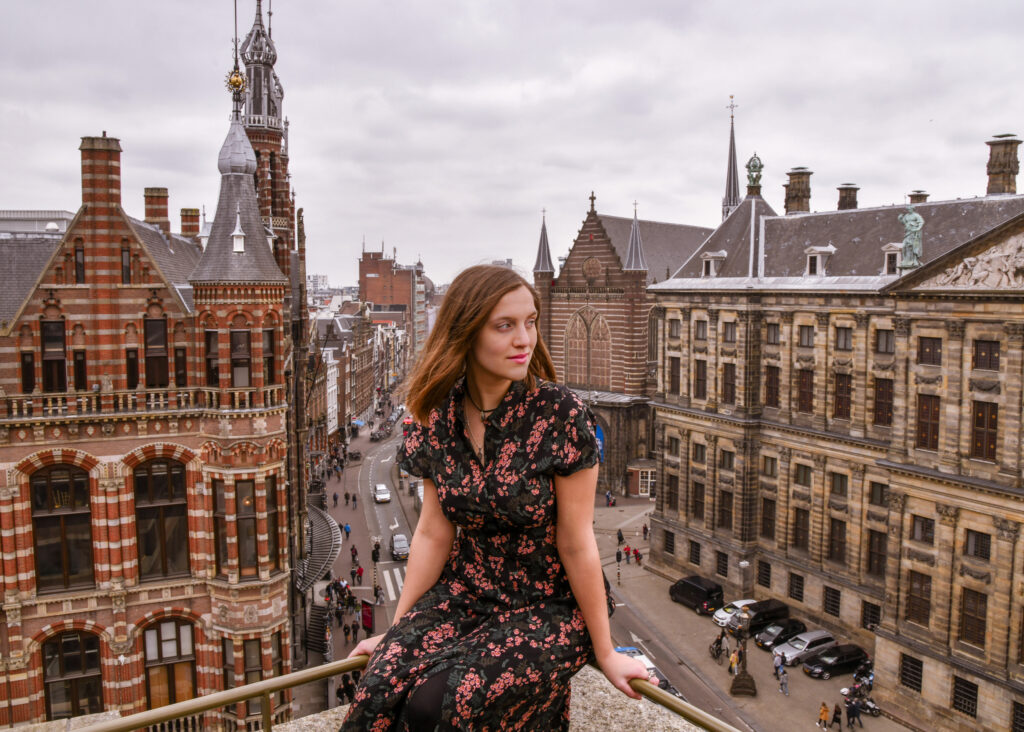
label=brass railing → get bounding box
[79,655,742,732]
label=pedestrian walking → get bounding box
[374,583,383,605]
[642,522,648,541]
[333,492,339,508]
[778,666,789,696]
[847,699,863,728]
[830,703,843,729]
[624,544,631,563]
[728,649,738,675]
[350,567,357,584]
[352,493,357,509]
[818,702,830,729]
[344,523,351,540]
[356,565,364,585]
[350,545,358,564]
[616,529,624,545]
[335,605,344,628]
[345,491,350,506]
[343,623,351,644]
[772,652,783,679]
[605,490,612,507]
[633,548,641,566]
[350,621,359,643]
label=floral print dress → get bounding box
[340,379,604,731]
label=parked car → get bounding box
[347,450,362,462]
[668,576,724,615]
[773,629,837,666]
[726,598,789,637]
[802,644,870,680]
[755,618,807,651]
[373,483,391,503]
[390,533,410,561]
[615,647,684,700]
[712,599,757,627]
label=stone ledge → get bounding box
[275,665,701,732]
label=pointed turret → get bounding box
[623,204,648,272]
[722,96,741,220]
[189,66,285,284]
[533,212,555,274]
[241,0,282,127]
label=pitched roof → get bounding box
[533,217,554,273]
[596,214,713,285]
[126,216,201,287]
[0,235,60,326]
[622,212,648,271]
[674,195,778,278]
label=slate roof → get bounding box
[596,214,713,285]
[0,235,60,326]
[533,218,555,273]
[674,195,778,278]
[126,217,201,287]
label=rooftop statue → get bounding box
[746,153,763,187]
[898,205,924,269]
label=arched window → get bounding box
[590,314,611,391]
[564,315,587,387]
[135,459,190,580]
[31,466,93,592]
[144,619,196,708]
[42,631,103,720]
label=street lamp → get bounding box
[730,561,757,697]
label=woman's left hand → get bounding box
[596,649,650,700]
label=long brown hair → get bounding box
[405,265,556,422]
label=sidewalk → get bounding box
[592,495,908,732]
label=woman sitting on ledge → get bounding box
[341,264,646,731]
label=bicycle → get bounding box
[709,640,725,665]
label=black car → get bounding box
[754,618,807,651]
[802,644,870,680]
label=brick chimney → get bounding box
[784,167,813,214]
[837,183,859,210]
[144,187,170,235]
[908,190,929,204]
[986,134,1021,195]
[79,132,122,209]
[180,208,200,238]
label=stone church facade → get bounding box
[648,136,1024,731]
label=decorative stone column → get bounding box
[852,313,870,436]
[993,517,1020,669]
[706,435,718,532]
[935,503,960,649]
[848,464,866,579]
[941,320,966,472]
[680,307,691,407]
[707,309,719,410]
[780,312,794,422]
[810,454,827,565]
[889,317,912,459]
[814,312,830,431]
[1001,322,1024,483]
[777,447,793,558]
[882,491,907,631]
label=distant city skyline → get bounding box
[4,0,1024,285]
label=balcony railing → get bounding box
[78,655,742,732]
[1,385,286,422]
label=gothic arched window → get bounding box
[565,315,587,387]
[590,314,611,391]
[31,465,93,592]
[135,459,190,580]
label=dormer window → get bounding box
[700,250,727,278]
[803,244,836,277]
[231,204,245,253]
[882,242,902,275]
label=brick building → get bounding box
[358,247,428,357]
[648,136,1024,730]
[533,196,710,493]
[0,3,323,727]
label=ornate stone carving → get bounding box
[873,360,896,372]
[0,486,13,501]
[969,378,1001,394]
[764,351,781,362]
[719,474,734,486]
[694,345,708,354]
[886,491,906,512]
[905,547,936,565]
[6,653,27,670]
[778,447,792,461]
[833,358,853,368]
[914,373,943,385]
[866,510,888,524]
[995,517,1021,542]
[796,354,815,366]
[244,606,258,624]
[946,320,966,339]
[1004,322,1024,340]
[812,454,826,468]
[101,422,114,436]
[816,312,830,328]
[922,232,1024,289]
[854,313,869,328]
[828,497,848,513]
[707,435,718,448]
[4,604,21,626]
[893,317,911,336]
[936,504,960,526]
[112,591,127,612]
[850,464,865,478]
[792,490,811,504]
[109,639,133,655]
[760,482,777,495]
[0,428,8,445]
[959,565,992,584]
[706,309,719,325]
[66,423,78,437]
[781,312,794,324]
[720,348,737,357]
[691,467,706,478]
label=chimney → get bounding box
[837,183,859,210]
[908,190,929,204]
[986,134,1021,195]
[180,208,200,238]
[784,167,813,214]
[144,187,170,235]
[79,133,122,210]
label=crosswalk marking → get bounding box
[382,567,395,600]
[377,566,406,602]
[393,567,404,596]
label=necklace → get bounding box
[464,389,497,424]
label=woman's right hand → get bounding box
[348,633,384,659]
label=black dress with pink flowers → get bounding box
[340,379,603,731]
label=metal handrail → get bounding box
[79,655,742,732]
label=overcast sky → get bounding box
[4,1,1024,286]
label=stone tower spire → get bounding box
[722,96,741,220]
[241,0,282,125]
[623,203,648,272]
[533,210,555,274]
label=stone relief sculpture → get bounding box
[898,205,924,269]
[927,232,1024,289]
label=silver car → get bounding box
[712,599,756,627]
[772,629,837,666]
[373,483,391,503]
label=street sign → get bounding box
[361,599,374,634]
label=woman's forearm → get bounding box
[558,535,614,659]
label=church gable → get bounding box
[556,213,622,287]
